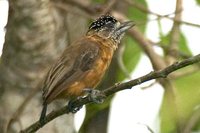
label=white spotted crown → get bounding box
[88,15,118,31]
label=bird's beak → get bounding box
[115,21,135,35]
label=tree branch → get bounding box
[183,106,200,133]
[166,0,183,64]
[111,11,166,70]
[124,0,200,28]
[20,54,200,133]
[101,0,117,15]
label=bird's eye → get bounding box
[89,15,118,31]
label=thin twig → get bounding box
[151,42,200,79]
[20,54,200,133]
[124,0,200,28]
[52,2,93,19]
[140,81,157,90]
[60,0,200,28]
[166,0,183,64]
[183,106,200,133]
[137,123,155,133]
[101,0,117,15]
[151,41,191,59]
[111,11,167,70]
[65,0,97,16]
[117,45,132,79]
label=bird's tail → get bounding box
[39,103,47,125]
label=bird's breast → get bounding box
[66,46,114,97]
[83,46,114,88]
[61,38,116,98]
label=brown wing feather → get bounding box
[42,38,100,104]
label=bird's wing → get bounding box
[42,40,100,103]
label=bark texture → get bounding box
[0,0,88,132]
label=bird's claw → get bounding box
[83,89,106,103]
[67,100,83,113]
[67,89,105,113]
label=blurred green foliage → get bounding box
[160,33,192,56]
[160,32,200,132]
[196,0,200,5]
[116,0,147,81]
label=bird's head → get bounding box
[87,15,134,44]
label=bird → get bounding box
[39,14,134,124]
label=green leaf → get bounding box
[160,31,199,132]
[178,34,192,56]
[160,32,192,57]
[196,0,200,5]
[175,71,200,116]
[160,97,177,133]
[116,0,147,81]
[128,0,148,31]
[116,37,141,81]
[160,71,200,133]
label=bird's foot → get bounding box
[67,89,106,113]
[67,99,83,113]
[83,89,106,103]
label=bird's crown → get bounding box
[88,15,118,31]
[87,15,134,45]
